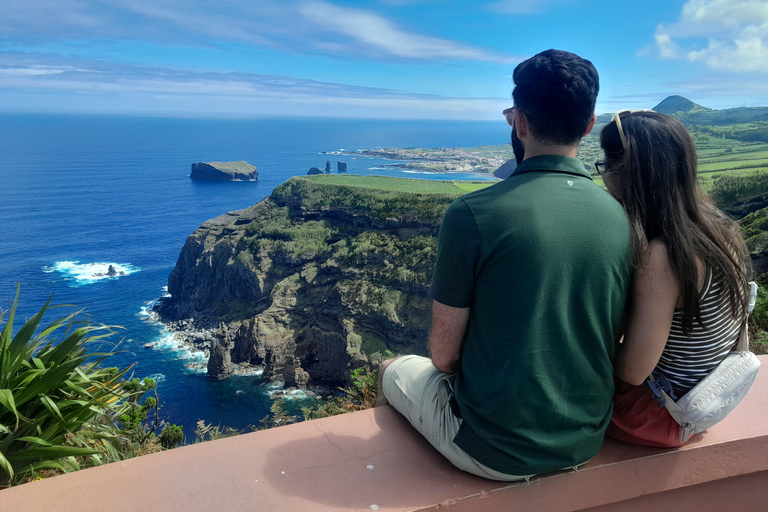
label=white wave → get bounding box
[233,367,264,377]
[267,387,315,401]
[44,260,140,286]
[403,170,449,175]
[148,373,165,384]
[154,331,207,363]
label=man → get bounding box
[377,49,632,481]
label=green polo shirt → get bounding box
[429,155,631,475]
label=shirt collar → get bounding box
[511,155,592,180]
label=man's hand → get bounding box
[429,300,470,374]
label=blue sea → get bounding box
[0,113,502,438]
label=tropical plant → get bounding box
[193,420,243,442]
[0,288,135,486]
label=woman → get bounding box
[599,111,752,447]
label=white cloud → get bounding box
[681,0,768,28]
[298,1,511,62]
[0,0,515,63]
[655,0,768,72]
[0,54,501,119]
[0,66,75,76]
[655,30,679,59]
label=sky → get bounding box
[2,0,768,119]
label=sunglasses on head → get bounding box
[611,109,654,150]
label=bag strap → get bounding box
[736,281,758,352]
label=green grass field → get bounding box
[307,133,768,199]
[699,159,768,172]
[303,174,494,194]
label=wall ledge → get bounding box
[4,356,768,511]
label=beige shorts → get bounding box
[381,355,533,482]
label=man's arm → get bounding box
[429,300,470,374]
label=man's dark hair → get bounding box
[512,49,599,145]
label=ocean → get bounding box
[0,113,502,438]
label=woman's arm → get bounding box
[615,240,680,385]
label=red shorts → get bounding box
[606,380,686,448]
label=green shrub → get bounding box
[303,366,378,420]
[711,174,768,204]
[752,331,768,356]
[158,424,184,449]
[750,286,768,332]
[118,377,161,447]
[0,288,137,486]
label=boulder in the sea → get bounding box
[337,161,347,172]
[107,265,118,276]
[307,167,323,175]
[190,161,258,181]
[325,160,332,172]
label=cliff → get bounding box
[190,161,258,181]
[155,175,491,386]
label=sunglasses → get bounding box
[503,107,516,127]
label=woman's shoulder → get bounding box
[645,239,707,300]
[644,239,672,271]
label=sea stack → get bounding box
[307,167,323,175]
[338,161,347,172]
[190,161,258,181]
[325,160,332,172]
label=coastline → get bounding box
[334,146,512,176]
[145,303,331,401]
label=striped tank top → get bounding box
[655,269,743,396]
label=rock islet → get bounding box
[190,161,258,181]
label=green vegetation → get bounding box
[158,424,184,449]
[304,174,492,194]
[711,173,768,205]
[272,175,487,225]
[303,366,377,420]
[0,289,138,486]
[229,177,457,366]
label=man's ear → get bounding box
[513,109,530,139]
[582,113,597,137]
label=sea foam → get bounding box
[44,261,140,286]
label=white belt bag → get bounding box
[647,281,761,443]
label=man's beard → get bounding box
[511,127,525,164]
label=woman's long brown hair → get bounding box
[600,111,751,335]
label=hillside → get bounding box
[597,96,768,128]
[653,95,711,115]
[154,176,493,386]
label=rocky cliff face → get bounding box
[155,176,466,386]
